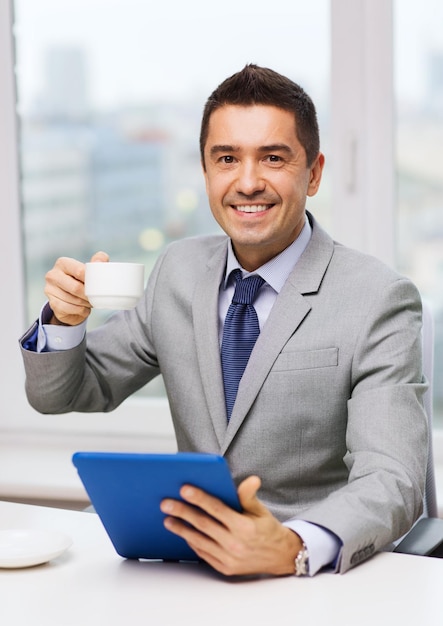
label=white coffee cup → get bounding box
[84,262,145,310]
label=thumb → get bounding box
[237,475,266,516]
[90,251,110,263]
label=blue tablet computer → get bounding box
[72,451,241,562]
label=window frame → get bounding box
[330,0,395,266]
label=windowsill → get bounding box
[1,429,442,518]
[0,429,177,507]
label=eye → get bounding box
[220,155,235,164]
[266,154,283,163]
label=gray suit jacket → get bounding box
[20,214,428,573]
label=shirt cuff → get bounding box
[283,519,342,576]
[38,302,86,352]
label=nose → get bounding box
[235,160,265,196]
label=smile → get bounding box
[233,204,273,213]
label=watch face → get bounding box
[295,547,309,576]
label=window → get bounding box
[394,0,443,427]
[15,0,331,330]
[4,0,330,435]
[2,0,441,439]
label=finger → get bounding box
[45,279,92,324]
[162,504,245,571]
[49,256,85,282]
[45,262,89,306]
[44,257,92,325]
[47,298,92,327]
[178,485,239,528]
[161,499,230,556]
[237,475,268,517]
[160,494,244,564]
[161,495,228,535]
[163,515,232,571]
[90,251,109,263]
[163,512,222,547]
[46,284,91,310]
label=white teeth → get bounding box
[235,205,270,213]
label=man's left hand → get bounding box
[160,475,302,577]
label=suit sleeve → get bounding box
[19,250,167,415]
[290,277,428,573]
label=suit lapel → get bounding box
[192,238,229,448]
[221,216,335,453]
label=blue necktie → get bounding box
[221,269,265,421]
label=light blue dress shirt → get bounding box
[38,216,341,574]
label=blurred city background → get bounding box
[12,0,443,422]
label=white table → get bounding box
[0,500,442,626]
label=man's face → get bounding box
[202,104,324,271]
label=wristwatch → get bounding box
[295,542,309,576]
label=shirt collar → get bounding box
[224,215,312,294]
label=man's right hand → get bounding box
[44,251,109,326]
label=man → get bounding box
[20,65,427,578]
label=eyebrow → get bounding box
[209,144,238,157]
[209,143,294,157]
[257,144,293,155]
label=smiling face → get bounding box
[203,104,324,271]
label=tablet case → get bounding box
[72,451,241,562]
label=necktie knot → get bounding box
[231,269,265,306]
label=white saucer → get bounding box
[0,528,72,569]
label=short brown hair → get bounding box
[200,64,320,169]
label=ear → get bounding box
[307,152,325,197]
